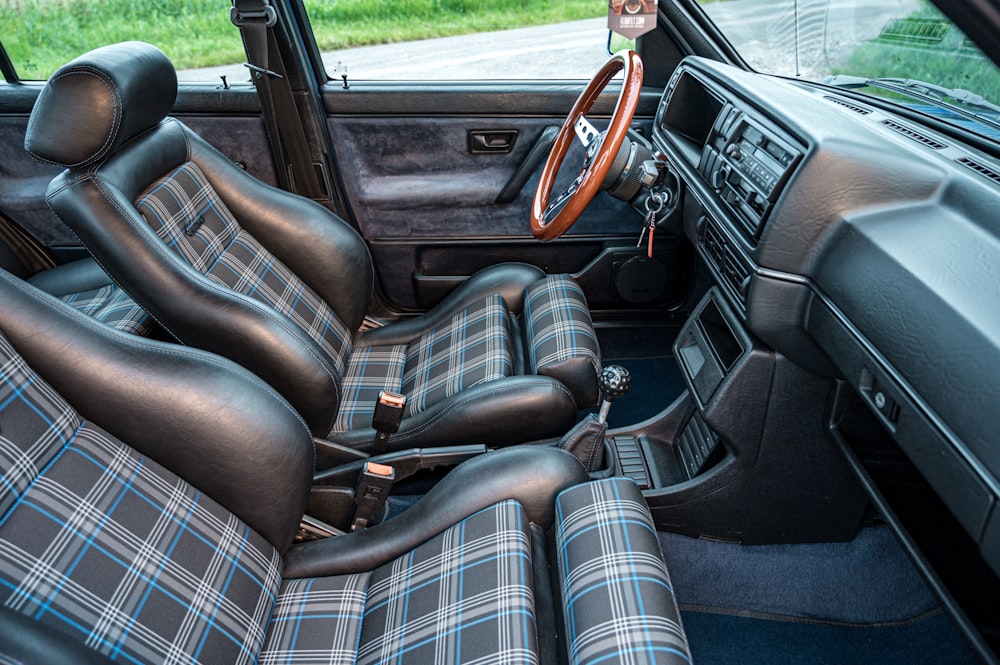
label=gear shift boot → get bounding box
[558,413,607,471]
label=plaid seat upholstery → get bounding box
[0,326,685,665]
[331,294,513,434]
[0,334,283,665]
[137,162,352,379]
[0,333,535,665]
[135,163,596,440]
[524,275,601,405]
[260,574,370,665]
[555,478,691,665]
[59,283,155,336]
[401,293,513,415]
[260,500,537,665]
[332,344,408,432]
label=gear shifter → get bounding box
[557,364,630,472]
[597,364,631,424]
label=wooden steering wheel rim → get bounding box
[531,50,643,241]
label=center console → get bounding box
[603,288,869,544]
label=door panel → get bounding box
[322,82,691,314]
[0,114,65,246]
[329,115,639,240]
[0,83,276,255]
[0,83,67,249]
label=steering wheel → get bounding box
[531,50,643,242]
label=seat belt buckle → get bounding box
[351,462,396,531]
[372,390,405,453]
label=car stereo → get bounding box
[699,105,801,240]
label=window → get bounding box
[301,0,622,81]
[698,0,1000,140]
[1,0,243,82]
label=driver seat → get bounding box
[25,42,601,460]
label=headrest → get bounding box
[25,42,177,169]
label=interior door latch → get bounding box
[469,130,519,154]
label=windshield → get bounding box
[698,0,1000,140]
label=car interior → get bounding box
[1,0,999,663]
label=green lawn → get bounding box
[1,0,605,79]
[306,0,603,52]
[833,3,1000,105]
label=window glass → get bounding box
[1,0,243,82]
[302,0,612,80]
[698,0,1000,141]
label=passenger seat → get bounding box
[0,227,154,335]
[0,270,691,665]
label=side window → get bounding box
[0,2,242,82]
[301,1,621,81]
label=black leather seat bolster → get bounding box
[0,606,115,665]
[0,271,314,552]
[358,263,547,347]
[45,125,344,437]
[26,256,114,296]
[283,446,588,578]
[537,354,601,408]
[325,375,578,450]
[188,131,374,331]
[0,241,31,278]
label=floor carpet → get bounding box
[659,527,979,664]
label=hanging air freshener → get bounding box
[608,0,658,39]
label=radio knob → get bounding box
[726,144,743,161]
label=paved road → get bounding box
[185,0,919,84]
[320,18,611,81]
[186,18,610,83]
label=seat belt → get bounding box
[231,0,325,198]
[0,214,57,275]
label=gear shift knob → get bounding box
[597,364,631,424]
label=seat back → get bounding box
[0,271,688,665]
[0,269,314,664]
[25,42,374,437]
[0,217,153,335]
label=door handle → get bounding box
[469,129,518,154]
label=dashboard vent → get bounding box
[880,119,947,149]
[956,157,1000,186]
[824,96,872,115]
[701,222,752,306]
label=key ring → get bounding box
[645,190,668,217]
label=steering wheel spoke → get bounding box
[574,115,601,148]
[531,50,643,241]
[543,172,585,222]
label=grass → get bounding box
[3,0,241,77]
[1,0,605,79]
[305,0,603,52]
[833,1,1000,105]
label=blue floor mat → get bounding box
[680,610,978,665]
[660,527,980,664]
[659,527,939,624]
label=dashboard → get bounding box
[651,55,1000,607]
